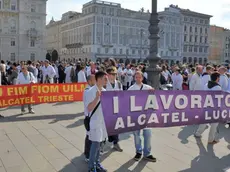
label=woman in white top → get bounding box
[78,65,87,83]
[16,65,36,115]
[64,64,73,83]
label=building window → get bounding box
[205,37,207,44]
[11,3,16,10]
[113,48,116,54]
[189,46,193,52]
[105,48,109,54]
[10,53,15,61]
[184,35,187,42]
[119,49,122,54]
[190,26,192,32]
[11,38,15,46]
[200,28,203,34]
[132,49,135,55]
[126,49,129,55]
[184,17,188,22]
[144,50,147,55]
[183,45,187,52]
[195,36,197,43]
[138,50,141,55]
[30,53,35,61]
[195,27,197,33]
[205,28,208,34]
[184,26,187,32]
[204,47,208,53]
[189,35,193,42]
[97,48,100,53]
[194,46,198,52]
[199,47,203,53]
[30,40,35,47]
[0,1,1,9]
[31,4,36,12]
[200,36,203,43]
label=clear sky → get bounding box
[47,0,230,28]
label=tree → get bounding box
[51,50,58,62]
[46,53,51,61]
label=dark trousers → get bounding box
[84,135,92,159]
[58,77,65,83]
[108,135,119,144]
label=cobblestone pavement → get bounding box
[0,102,230,172]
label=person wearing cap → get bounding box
[43,60,56,83]
[105,67,123,152]
[171,67,183,90]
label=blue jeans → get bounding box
[88,141,101,170]
[133,129,152,157]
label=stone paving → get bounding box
[0,102,230,172]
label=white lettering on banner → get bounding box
[172,112,180,122]
[114,117,125,129]
[204,95,214,108]
[175,95,188,109]
[215,95,224,107]
[182,112,189,122]
[162,113,170,123]
[144,95,159,110]
[191,95,202,108]
[225,94,230,107]
[160,95,173,110]
[127,116,135,127]
[205,110,230,121]
[113,96,119,114]
[222,110,228,118]
[138,114,146,125]
[148,113,159,124]
[130,96,142,112]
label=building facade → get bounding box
[0,0,47,62]
[158,5,183,64]
[180,7,212,65]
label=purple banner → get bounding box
[101,90,230,136]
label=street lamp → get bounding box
[146,0,161,89]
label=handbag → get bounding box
[84,101,101,131]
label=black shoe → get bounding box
[96,164,107,172]
[0,115,4,118]
[144,155,157,162]
[134,153,142,161]
[88,168,97,172]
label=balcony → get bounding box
[65,43,83,49]
[27,28,38,39]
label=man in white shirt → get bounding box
[43,60,56,83]
[201,65,213,90]
[189,65,203,91]
[124,64,133,89]
[194,72,221,144]
[171,68,183,90]
[218,66,228,92]
[105,67,123,152]
[86,71,108,172]
[16,65,36,114]
[83,74,96,163]
[128,71,156,162]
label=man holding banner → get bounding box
[128,71,156,162]
[85,71,108,172]
[105,67,123,152]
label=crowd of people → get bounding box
[0,58,230,171]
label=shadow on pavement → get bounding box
[114,159,148,172]
[0,112,84,124]
[66,118,84,128]
[179,138,230,172]
[178,125,197,144]
[53,102,76,106]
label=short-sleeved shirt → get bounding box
[85,85,108,142]
[128,83,152,91]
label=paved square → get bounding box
[0,102,230,172]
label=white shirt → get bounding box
[189,73,203,90]
[128,83,152,91]
[16,72,36,85]
[85,85,107,142]
[106,80,123,91]
[43,65,56,78]
[64,66,72,83]
[86,67,98,77]
[172,73,183,90]
[78,70,87,83]
[124,68,133,83]
[143,72,148,79]
[219,74,228,92]
[202,74,210,90]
